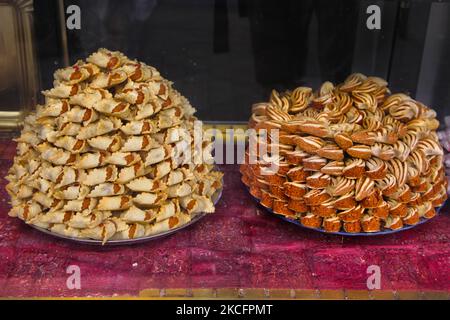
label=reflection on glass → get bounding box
[247,0,358,91]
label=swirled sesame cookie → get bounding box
[242,73,446,233]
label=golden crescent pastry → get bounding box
[154,200,180,222]
[159,127,184,144]
[155,113,182,130]
[57,122,82,137]
[152,160,174,180]
[37,143,78,166]
[50,224,83,238]
[53,184,90,200]
[135,101,162,120]
[80,220,117,244]
[12,184,33,199]
[17,129,40,145]
[316,144,345,161]
[133,192,167,207]
[118,63,154,82]
[144,145,172,166]
[87,183,124,198]
[18,131,44,146]
[148,81,170,100]
[63,198,98,212]
[38,100,70,118]
[42,83,81,98]
[77,117,121,140]
[97,196,132,211]
[121,206,157,224]
[166,182,193,198]
[106,152,141,166]
[120,119,158,135]
[86,48,124,69]
[68,211,110,229]
[115,87,150,105]
[115,161,148,184]
[93,98,130,117]
[77,152,108,169]
[84,165,118,186]
[6,49,221,242]
[31,192,61,210]
[39,164,63,182]
[54,136,89,154]
[144,215,181,236]
[88,134,122,152]
[120,135,160,152]
[112,223,146,240]
[126,176,163,193]
[39,210,74,225]
[35,178,53,194]
[70,87,111,109]
[167,169,185,186]
[198,171,223,196]
[64,106,99,124]
[54,63,97,84]
[8,202,41,221]
[180,194,215,214]
[8,164,27,183]
[54,167,84,188]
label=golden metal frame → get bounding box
[0,289,448,300]
[137,288,450,300]
[0,0,39,129]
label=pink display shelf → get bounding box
[0,138,449,298]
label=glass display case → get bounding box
[0,0,449,300]
[30,0,450,123]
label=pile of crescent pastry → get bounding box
[241,73,447,233]
[6,48,223,243]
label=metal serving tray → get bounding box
[28,187,222,246]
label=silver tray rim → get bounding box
[27,184,223,246]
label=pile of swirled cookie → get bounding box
[6,48,223,243]
[241,73,447,233]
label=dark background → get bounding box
[34,0,450,123]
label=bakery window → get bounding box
[0,0,450,301]
[0,0,442,127]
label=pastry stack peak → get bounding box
[6,48,223,243]
[241,73,447,233]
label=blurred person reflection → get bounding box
[246,0,358,91]
[69,0,157,60]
